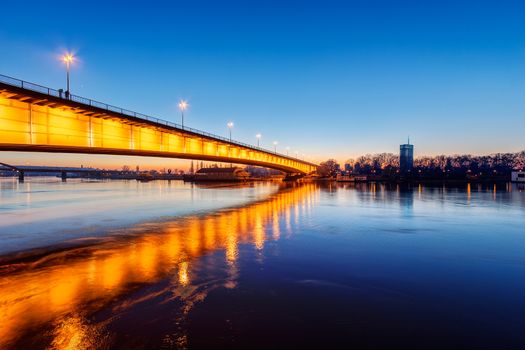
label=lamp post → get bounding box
[273,141,278,153]
[61,53,74,98]
[227,121,234,141]
[256,133,261,147]
[286,146,290,156]
[295,150,299,158]
[178,100,188,129]
[227,122,234,168]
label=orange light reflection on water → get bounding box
[0,183,317,348]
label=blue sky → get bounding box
[1,0,524,168]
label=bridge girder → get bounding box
[0,80,317,174]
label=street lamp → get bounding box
[273,141,278,153]
[256,133,261,147]
[295,150,299,158]
[178,100,188,129]
[61,53,74,98]
[286,146,290,156]
[227,121,234,168]
[227,121,234,141]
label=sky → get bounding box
[1,0,524,169]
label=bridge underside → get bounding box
[0,83,317,174]
[0,144,307,174]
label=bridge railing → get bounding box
[0,73,314,166]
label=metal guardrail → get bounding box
[0,73,314,165]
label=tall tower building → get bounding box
[400,137,414,173]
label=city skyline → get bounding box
[1,0,524,169]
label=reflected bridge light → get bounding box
[178,261,189,286]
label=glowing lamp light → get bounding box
[61,53,75,97]
[178,99,188,111]
[227,121,234,141]
[178,99,188,128]
[62,53,74,64]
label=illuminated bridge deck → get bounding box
[0,74,317,174]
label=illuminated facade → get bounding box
[0,79,317,174]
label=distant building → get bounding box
[511,171,525,183]
[400,138,414,173]
[193,167,249,181]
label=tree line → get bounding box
[318,151,525,178]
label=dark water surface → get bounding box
[1,179,524,349]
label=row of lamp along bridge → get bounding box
[61,52,307,161]
[0,55,318,176]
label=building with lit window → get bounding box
[511,171,525,183]
[400,139,414,174]
[193,166,249,181]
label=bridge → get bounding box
[0,162,101,181]
[0,74,317,175]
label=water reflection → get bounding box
[331,181,524,207]
[0,183,317,349]
[0,177,283,255]
[1,181,523,349]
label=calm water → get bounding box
[0,178,524,349]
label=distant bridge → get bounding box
[0,74,317,175]
[0,162,101,181]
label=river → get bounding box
[0,178,524,349]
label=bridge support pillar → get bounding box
[18,171,24,182]
[61,171,67,181]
